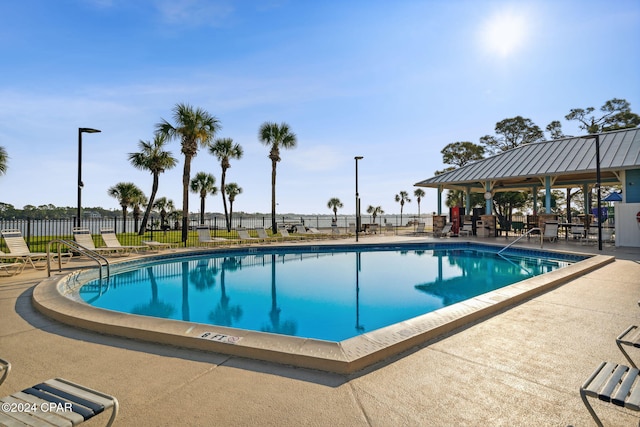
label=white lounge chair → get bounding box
[73,228,123,255]
[236,227,261,242]
[570,224,585,240]
[0,375,119,426]
[542,221,558,242]
[459,222,473,237]
[141,240,176,251]
[1,229,71,269]
[196,226,232,246]
[0,255,25,276]
[100,228,148,254]
[257,227,281,243]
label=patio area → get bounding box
[1,234,639,426]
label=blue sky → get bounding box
[1,0,639,216]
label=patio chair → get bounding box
[348,223,356,234]
[459,222,473,237]
[0,376,119,426]
[542,221,558,242]
[0,357,10,386]
[196,226,232,246]
[434,223,452,238]
[570,224,585,241]
[100,228,148,254]
[413,223,427,235]
[1,229,71,269]
[511,221,524,235]
[278,228,302,241]
[580,361,640,427]
[72,228,123,256]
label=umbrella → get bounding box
[603,192,622,202]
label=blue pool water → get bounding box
[80,244,585,341]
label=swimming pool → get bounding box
[34,242,611,373]
[79,245,580,342]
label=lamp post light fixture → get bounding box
[355,156,363,242]
[581,134,602,251]
[77,127,101,227]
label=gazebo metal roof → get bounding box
[415,128,640,193]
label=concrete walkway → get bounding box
[1,235,639,426]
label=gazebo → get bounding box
[414,128,640,247]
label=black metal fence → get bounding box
[0,214,409,252]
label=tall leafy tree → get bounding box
[327,197,343,222]
[565,98,640,134]
[0,146,7,175]
[545,120,566,139]
[128,133,178,235]
[258,122,297,233]
[156,103,220,244]
[394,191,411,226]
[190,172,218,225]
[441,141,485,167]
[107,182,146,233]
[209,138,243,232]
[438,141,485,210]
[480,116,545,154]
[225,182,242,229]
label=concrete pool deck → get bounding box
[1,233,639,425]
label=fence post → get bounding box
[26,218,32,248]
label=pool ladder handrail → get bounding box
[47,239,110,282]
[497,227,542,255]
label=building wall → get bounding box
[614,202,640,247]
[625,169,640,203]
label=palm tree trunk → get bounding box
[200,195,205,225]
[139,174,159,235]
[182,155,192,245]
[221,168,230,232]
[271,160,277,234]
[121,206,127,234]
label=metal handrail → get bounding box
[497,227,541,255]
[47,239,110,282]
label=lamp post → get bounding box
[77,127,101,227]
[355,156,363,242]
[582,134,602,251]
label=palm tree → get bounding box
[153,197,175,230]
[108,182,146,233]
[190,172,218,225]
[209,138,243,232]
[128,133,178,235]
[413,188,425,219]
[131,192,148,233]
[366,205,384,225]
[258,122,297,233]
[0,146,7,175]
[327,198,343,222]
[394,191,411,226]
[156,103,220,244]
[225,182,242,229]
